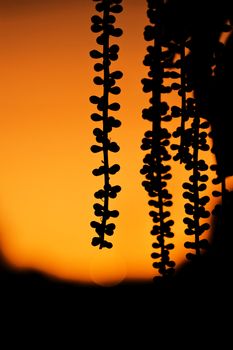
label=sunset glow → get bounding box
[0,0,223,286]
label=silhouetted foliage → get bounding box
[140,0,176,281]
[88,0,233,285]
[161,0,233,263]
[140,0,233,273]
[166,32,212,259]
[90,0,123,249]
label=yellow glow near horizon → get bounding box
[0,1,225,286]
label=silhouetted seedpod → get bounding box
[95,2,105,12]
[162,115,172,122]
[200,223,210,232]
[171,106,181,117]
[109,44,119,54]
[101,240,113,249]
[107,15,116,24]
[110,4,123,13]
[92,165,105,176]
[108,142,120,152]
[89,95,101,104]
[93,76,104,85]
[198,207,210,219]
[90,49,102,59]
[93,127,103,136]
[165,243,175,250]
[162,170,172,179]
[90,0,123,249]
[110,86,121,94]
[93,202,104,212]
[198,183,207,191]
[108,116,121,127]
[163,200,173,207]
[108,102,120,111]
[91,145,102,153]
[91,15,102,24]
[96,34,105,45]
[165,219,174,227]
[171,83,181,90]
[199,174,208,182]
[185,228,193,236]
[144,25,155,41]
[212,177,222,185]
[109,210,119,218]
[91,113,102,121]
[109,164,120,174]
[161,85,172,93]
[108,185,121,199]
[107,78,116,88]
[111,70,123,79]
[185,203,194,215]
[94,189,105,199]
[184,241,196,249]
[199,195,210,206]
[111,185,121,193]
[109,53,118,61]
[91,23,102,33]
[111,28,123,37]
[142,78,153,93]
[213,190,222,197]
[94,63,104,72]
[92,237,102,247]
[151,252,161,259]
[105,222,116,232]
[200,144,210,151]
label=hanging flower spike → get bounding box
[171,39,194,164]
[90,0,123,249]
[182,97,211,261]
[166,30,212,261]
[141,0,176,282]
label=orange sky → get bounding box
[0,0,223,286]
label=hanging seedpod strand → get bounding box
[182,97,211,260]
[179,42,187,162]
[166,30,212,261]
[141,0,176,281]
[90,0,123,249]
[171,39,193,164]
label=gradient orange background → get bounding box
[0,0,222,286]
